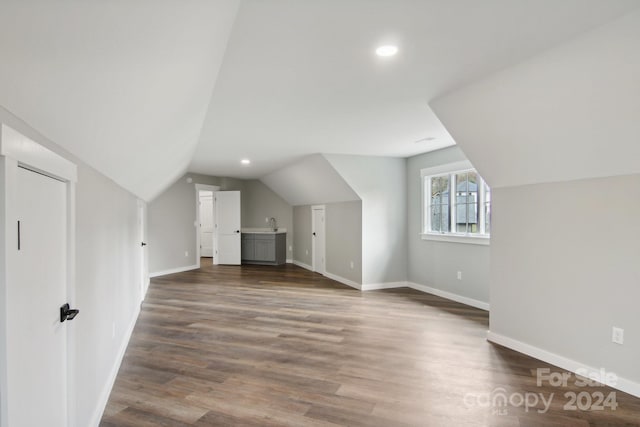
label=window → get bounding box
[421,161,490,245]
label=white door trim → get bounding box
[311,205,326,274]
[194,184,220,268]
[0,124,78,427]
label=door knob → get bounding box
[141,242,147,247]
[235,230,240,233]
[60,303,79,323]
[313,232,316,236]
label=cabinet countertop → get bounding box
[241,228,287,235]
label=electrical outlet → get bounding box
[350,261,354,269]
[289,245,292,251]
[185,251,189,257]
[612,327,624,345]
[265,217,269,223]
[457,271,462,280]
[305,249,309,255]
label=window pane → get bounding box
[429,175,450,233]
[431,175,449,201]
[484,182,491,234]
[455,171,478,233]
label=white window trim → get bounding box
[420,160,490,246]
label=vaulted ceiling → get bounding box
[1,0,638,200]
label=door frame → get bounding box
[194,184,220,268]
[311,205,326,274]
[0,124,78,427]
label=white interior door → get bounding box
[199,193,214,257]
[7,167,68,427]
[312,206,326,274]
[214,191,241,265]
[138,200,149,300]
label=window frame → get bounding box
[420,160,490,246]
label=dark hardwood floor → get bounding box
[100,259,640,426]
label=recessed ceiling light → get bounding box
[240,159,251,165]
[376,45,398,57]
[415,137,436,143]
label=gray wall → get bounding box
[293,205,312,266]
[149,174,294,273]
[324,154,407,284]
[407,146,490,304]
[241,179,293,260]
[147,173,243,273]
[0,107,142,426]
[293,202,363,284]
[491,174,640,385]
[326,201,362,284]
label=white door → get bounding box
[200,193,214,257]
[214,191,241,265]
[138,200,149,300]
[7,167,68,427]
[312,206,326,274]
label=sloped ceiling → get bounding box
[431,8,640,189]
[260,155,359,206]
[0,0,240,200]
[189,0,640,180]
[1,1,639,201]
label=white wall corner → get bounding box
[360,281,408,291]
[88,304,141,427]
[486,331,640,399]
[407,282,490,311]
[149,264,199,278]
[292,260,313,271]
[323,271,361,290]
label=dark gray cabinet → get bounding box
[241,233,286,265]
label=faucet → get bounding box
[269,217,277,231]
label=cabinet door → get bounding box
[254,239,275,261]
[241,235,254,260]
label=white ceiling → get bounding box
[1,0,638,200]
[261,154,359,206]
[0,0,240,200]
[189,0,640,181]
[431,8,640,189]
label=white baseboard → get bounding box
[89,304,141,426]
[292,260,312,271]
[407,281,490,311]
[323,271,361,290]
[286,258,293,264]
[487,331,640,399]
[149,264,198,278]
[361,281,407,291]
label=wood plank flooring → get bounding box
[101,260,640,426]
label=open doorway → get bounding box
[199,191,214,257]
[195,184,220,267]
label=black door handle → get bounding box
[60,303,79,322]
[312,232,316,236]
[235,230,240,233]
[141,242,147,246]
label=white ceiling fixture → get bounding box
[241,159,251,165]
[375,45,398,57]
[415,137,437,143]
